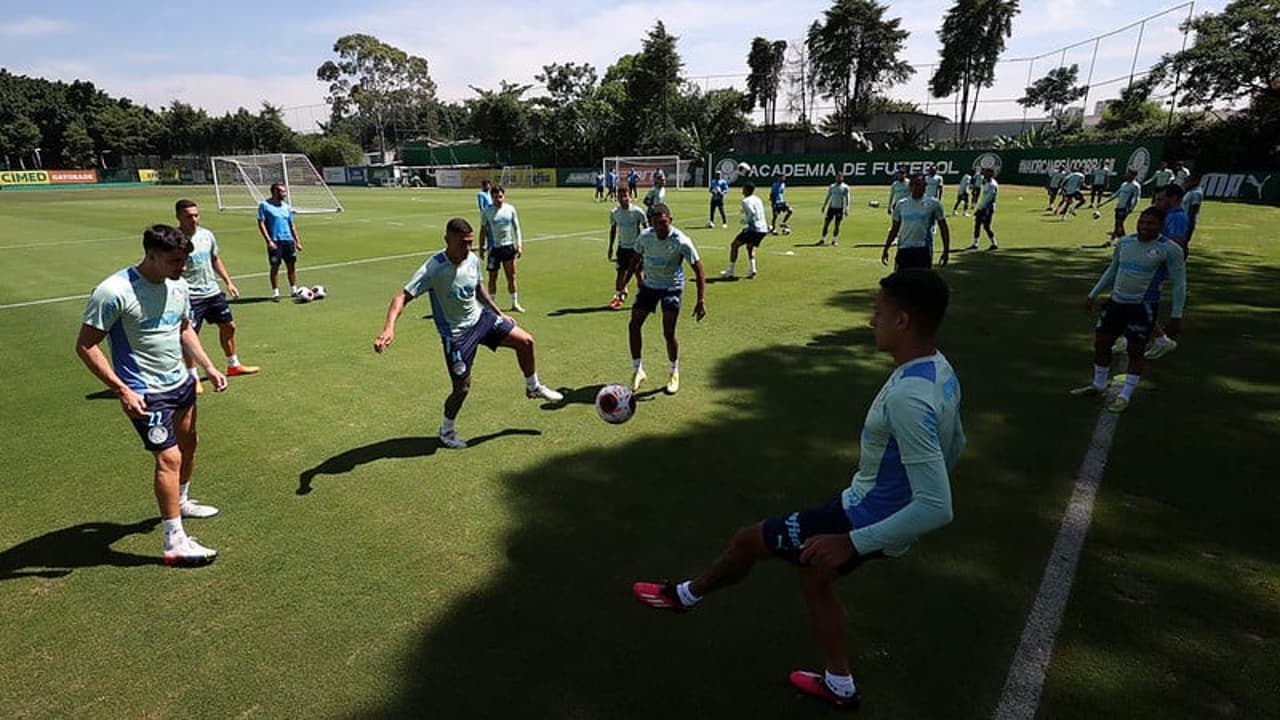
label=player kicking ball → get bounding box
[633,269,964,708]
[373,218,563,449]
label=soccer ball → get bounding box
[311,285,327,299]
[868,200,880,208]
[293,287,315,303]
[595,384,636,424]
[1092,210,1102,220]
[736,162,752,176]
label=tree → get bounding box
[1018,64,1088,129]
[0,112,42,168]
[1150,0,1280,111]
[533,62,599,165]
[466,82,532,162]
[675,86,752,158]
[745,37,788,152]
[60,117,95,167]
[806,0,914,148]
[929,0,1019,144]
[631,22,685,135]
[159,101,210,156]
[316,34,438,154]
[1096,77,1163,132]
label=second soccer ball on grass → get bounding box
[595,384,636,424]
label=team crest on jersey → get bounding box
[147,425,169,445]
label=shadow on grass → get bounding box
[0,518,162,580]
[297,429,542,495]
[84,389,117,400]
[229,296,276,305]
[546,306,613,317]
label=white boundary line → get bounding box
[0,229,601,310]
[993,383,1123,720]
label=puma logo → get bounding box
[1245,174,1272,199]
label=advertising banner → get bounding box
[345,166,367,185]
[0,169,51,186]
[49,169,98,184]
[435,169,462,188]
[322,167,346,185]
[1197,171,1279,205]
[137,169,159,183]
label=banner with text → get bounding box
[1195,170,1280,205]
[49,169,98,184]
[0,169,51,186]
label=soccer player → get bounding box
[1182,174,1204,244]
[1142,184,1190,360]
[882,174,950,269]
[175,199,259,394]
[1056,166,1087,218]
[477,179,493,249]
[707,170,729,228]
[643,174,667,216]
[606,168,618,201]
[720,183,769,279]
[968,167,999,250]
[1096,169,1143,244]
[819,172,851,246]
[257,183,304,302]
[924,165,944,203]
[1071,206,1184,412]
[969,170,982,207]
[1172,161,1191,187]
[479,184,525,312]
[1045,164,1066,211]
[608,188,648,309]
[886,168,910,216]
[769,172,793,234]
[627,169,640,197]
[627,204,707,395]
[373,218,563,449]
[952,169,972,216]
[1089,164,1113,207]
[594,171,605,201]
[76,224,228,566]
[1144,160,1174,195]
[632,269,964,709]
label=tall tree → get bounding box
[631,22,685,135]
[466,82,532,163]
[745,37,788,152]
[929,0,1019,144]
[1018,64,1088,129]
[316,34,438,154]
[0,112,43,168]
[1150,0,1280,111]
[806,0,914,147]
[60,117,96,166]
[533,62,599,165]
[677,86,752,159]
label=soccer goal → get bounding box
[210,153,344,213]
[604,156,692,190]
[498,165,533,188]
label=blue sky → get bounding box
[0,0,1219,131]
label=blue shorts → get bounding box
[1097,300,1156,344]
[268,241,297,266]
[442,307,515,378]
[761,495,883,575]
[486,244,517,272]
[128,376,196,452]
[975,207,994,224]
[615,247,638,272]
[710,195,725,206]
[634,284,682,314]
[190,292,233,331]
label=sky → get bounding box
[0,0,1223,133]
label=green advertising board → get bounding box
[710,142,1165,189]
[1196,170,1280,205]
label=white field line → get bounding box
[0,229,600,310]
[993,375,1125,720]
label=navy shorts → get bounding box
[710,196,725,207]
[895,246,932,270]
[975,207,994,224]
[615,247,638,272]
[443,306,515,378]
[761,495,883,575]
[190,292,233,331]
[128,376,196,452]
[772,202,792,214]
[486,244,518,272]
[736,230,767,248]
[1096,300,1156,344]
[825,207,846,222]
[1115,208,1131,222]
[268,241,297,266]
[634,284,682,314]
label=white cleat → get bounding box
[438,428,467,449]
[526,384,564,402]
[180,500,220,519]
[1144,336,1178,360]
[1111,336,1128,353]
[163,536,218,567]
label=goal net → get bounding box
[604,156,692,190]
[210,154,344,213]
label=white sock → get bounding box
[272,288,280,297]
[632,358,642,371]
[525,373,540,391]
[511,292,520,305]
[824,671,856,698]
[749,259,757,273]
[675,580,700,607]
[227,354,240,368]
[990,235,998,245]
[725,262,735,274]
[1093,364,1109,390]
[670,359,679,373]
[290,285,298,294]
[179,482,191,504]
[1120,373,1140,400]
[820,236,827,243]
[162,517,185,546]
[442,416,456,434]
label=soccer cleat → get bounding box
[631,367,647,391]
[1111,337,1128,353]
[1070,384,1105,397]
[1107,395,1130,413]
[1144,336,1178,360]
[180,500,220,519]
[225,364,260,376]
[510,303,526,313]
[831,239,839,246]
[608,297,624,310]
[967,243,979,251]
[788,671,860,710]
[721,223,727,229]
[526,384,564,402]
[989,243,998,250]
[163,536,218,567]
[705,221,715,228]
[816,239,826,246]
[719,269,734,279]
[746,270,757,279]
[438,428,467,449]
[666,370,680,395]
[271,294,280,303]
[631,581,690,613]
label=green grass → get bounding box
[1,184,1277,719]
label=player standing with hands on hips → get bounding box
[257,183,303,302]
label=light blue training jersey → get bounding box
[1091,167,1112,185]
[925,173,943,200]
[888,179,910,208]
[1049,169,1065,189]
[824,182,851,211]
[477,189,493,213]
[404,251,483,340]
[1062,171,1086,194]
[635,227,699,291]
[1110,180,1142,212]
[770,180,786,205]
[1182,187,1204,215]
[1089,234,1187,316]
[182,227,221,299]
[610,205,648,250]
[977,178,998,210]
[257,200,295,242]
[892,196,946,249]
[481,203,521,250]
[709,178,729,198]
[843,352,965,557]
[83,267,192,393]
[741,195,769,233]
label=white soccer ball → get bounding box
[736,162,752,176]
[595,384,636,424]
[293,287,315,303]
[868,200,880,208]
[1093,210,1102,220]
[311,285,327,299]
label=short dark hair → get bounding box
[648,203,671,218]
[1157,183,1185,200]
[490,184,505,195]
[143,224,193,254]
[743,182,755,194]
[270,182,286,194]
[446,217,473,235]
[481,179,491,188]
[879,269,949,335]
[174,199,197,214]
[1139,206,1167,222]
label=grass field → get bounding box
[1,183,1277,719]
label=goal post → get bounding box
[498,164,533,188]
[603,156,692,190]
[210,153,344,213]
